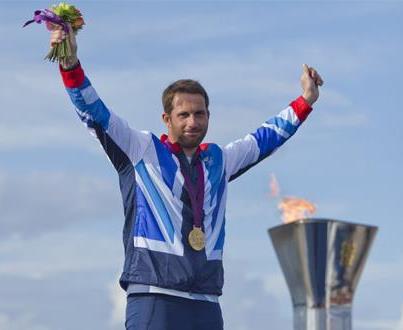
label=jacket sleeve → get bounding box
[223,96,312,181]
[60,63,152,171]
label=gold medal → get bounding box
[188,227,205,251]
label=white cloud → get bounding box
[0,313,48,330]
[320,89,353,108]
[315,112,369,128]
[0,228,122,279]
[398,307,403,330]
[263,273,288,302]
[356,304,403,330]
[364,258,403,284]
[108,275,126,329]
[115,10,259,44]
[0,64,102,151]
[0,170,120,237]
[0,123,94,151]
[221,257,291,330]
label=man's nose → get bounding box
[187,115,198,127]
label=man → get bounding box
[50,26,323,330]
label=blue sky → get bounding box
[1,1,402,329]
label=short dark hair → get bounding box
[162,79,209,114]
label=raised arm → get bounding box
[224,65,323,181]
[50,25,151,171]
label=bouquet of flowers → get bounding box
[23,2,84,63]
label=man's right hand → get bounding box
[49,23,79,70]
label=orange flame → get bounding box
[270,174,316,223]
[269,173,280,197]
[278,197,316,224]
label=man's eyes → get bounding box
[178,111,206,118]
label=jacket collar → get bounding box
[160,134,208,157]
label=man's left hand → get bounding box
[301,64,324,106]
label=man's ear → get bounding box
[162,112,171,128]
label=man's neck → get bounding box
[182,147,197,157]
[165,135,197,157]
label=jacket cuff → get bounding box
[59,61,85,88]
[290,96,313,122]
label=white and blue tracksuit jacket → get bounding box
[60,64,312,299]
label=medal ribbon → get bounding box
[160,135,205,230]
[180,160,204,229]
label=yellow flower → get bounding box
[52,2,76,18]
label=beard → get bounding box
[177,128,207,149]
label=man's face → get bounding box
[163,92,209,154]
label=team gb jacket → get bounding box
[60,63,312,299]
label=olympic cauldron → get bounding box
[268,218,377,330]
